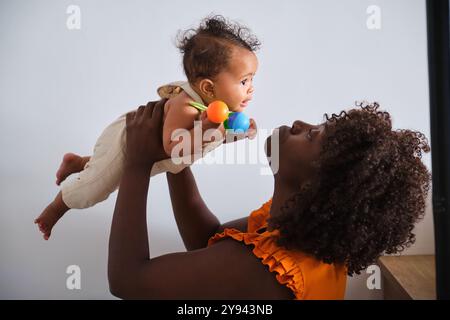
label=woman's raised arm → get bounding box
[107,100,292,299]
[167,168,221,251]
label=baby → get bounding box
[34,15,260,240]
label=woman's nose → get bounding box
[291,121,302,134]
[291,120,311,134]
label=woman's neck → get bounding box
[269,177,298,219]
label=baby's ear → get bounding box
[198,79,215,99]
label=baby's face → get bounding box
[213,47,258,112]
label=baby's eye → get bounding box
[241,79,248,85]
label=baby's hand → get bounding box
[200,111,222,131]
[246,118,257,140]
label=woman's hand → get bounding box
[125,99,168,169]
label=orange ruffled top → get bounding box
[207,199,347,300]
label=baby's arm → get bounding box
[163,93,223,158]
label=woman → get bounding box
[107,100,431,299]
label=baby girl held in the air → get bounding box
[35,15,260,240]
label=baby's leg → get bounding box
[60,114,128,209]
[34,191,69,240]
[56,153,91,185]
[35,113,127,240]
[34,154,91,240]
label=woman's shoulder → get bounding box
[216,199,272,234]
[200,238,295,299]
[139,233,294,299]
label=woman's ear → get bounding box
[198,79,215,99]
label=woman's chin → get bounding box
[264,136,272,157]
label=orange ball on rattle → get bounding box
[206,101,229,123]
[189,100,250,132]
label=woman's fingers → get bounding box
[136,105,146,118]
[144,101,157,118]
[142,99,166,120]
[129,100,166,127]
[152,99,165,122]
[125,111,136,126]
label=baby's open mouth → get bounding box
[241,99,251,107]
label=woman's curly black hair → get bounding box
[268,102,431,276]
[176,15,261,84]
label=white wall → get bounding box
[0,0,432,299]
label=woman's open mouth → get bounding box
[265,125,290,157]
[277,125,291,145]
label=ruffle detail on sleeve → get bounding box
[247,198,272,233]
[250,234,305,299]
[207,228,305,299]
[207,228,245,245]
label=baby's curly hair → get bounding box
[177,15,261,84]
[268,102,431,276]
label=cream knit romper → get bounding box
[61,81,223,209]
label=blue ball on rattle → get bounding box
[224,112,250,133]
[188,100,250,133]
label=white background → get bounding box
[0,0,433,299]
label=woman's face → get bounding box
[265,120,327,187]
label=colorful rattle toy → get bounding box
[189,100,250,133]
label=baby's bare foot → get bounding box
[34,202,66,240]
[56,153,84,185]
